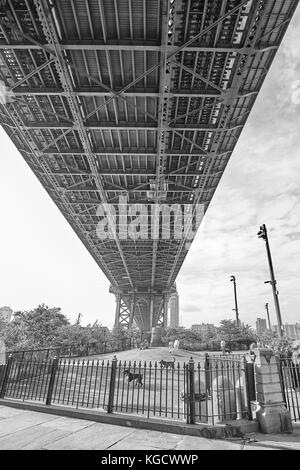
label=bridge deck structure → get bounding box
[0,0,298,340]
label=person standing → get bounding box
[220,339,226,355]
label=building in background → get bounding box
[271,323,300,339]
[0,306,13,322]
[284,323,300,340]
[256,317,267,336]
[191,323,216,339]
[168,289,179,328]
[272,325,280,336]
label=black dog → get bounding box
[159,357,176,369]
[123,369,143,387]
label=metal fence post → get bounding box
[244,356,255,420]
[107,355,117,413]
[187,357,195,424]
[46,356,59,405]
[204,353,210,395]
[0,354,13,399]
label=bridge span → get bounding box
[0,0,298,342]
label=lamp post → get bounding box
[257,224,284,338]
[230,275,240,327]
[265,302,272,332]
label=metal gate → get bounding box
[277,357,300,422]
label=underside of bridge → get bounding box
[0,0,298,340]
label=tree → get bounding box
[218,319,255,342]
[0,304,70,350]
[16,304,70,348]
[163,327,202,343]
[109,325,140,348]
[0,303,141,353]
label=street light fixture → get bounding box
[257,224,284,338]
[230,275,240,327]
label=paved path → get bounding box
[0,405,299,450]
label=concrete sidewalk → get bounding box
[0,405,299,450]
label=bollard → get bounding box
[107,355,117,414]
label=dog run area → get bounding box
[3,347,249,425]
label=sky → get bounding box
[1,8,300,330]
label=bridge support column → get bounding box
[150,293,169,347]
[114,293,134,329]
[168,284,179,328]
[110,286,170,339]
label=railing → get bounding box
[6,339,138,362]
[181,340,253,352]
[0,354,251,425]
[277,356,300,422]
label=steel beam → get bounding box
[12,88,223,97]
[21,121,243,132]
[0,41,279,53]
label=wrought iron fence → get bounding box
[6,338,137,362]
[0,354,251,425]
[277,357,300,422]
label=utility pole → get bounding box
[257,224,284,338]
[265,302,272,332]
[230,275,240,327]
